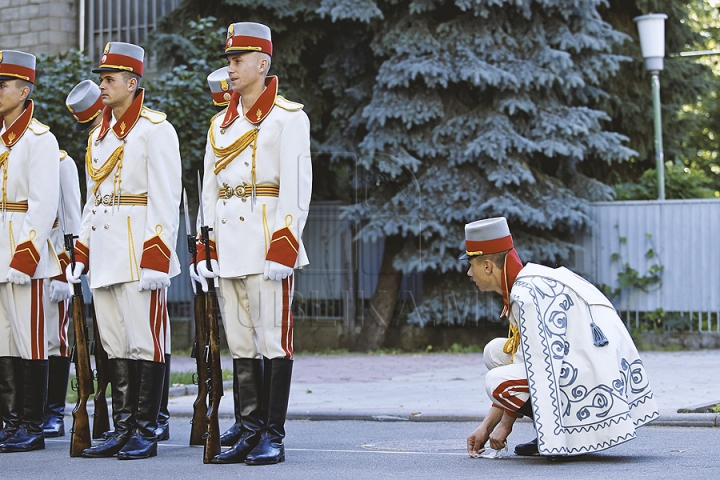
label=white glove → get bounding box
[197,259,219,279]
[48,279,73,302]
[188,263,207,293]
[7,267,30,285]
[66,262,85,284]
[263,260,293,282]
[138,268,171,291]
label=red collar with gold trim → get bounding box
[1,100,34,147]
[98,88,145,141]
[221,76,278,128]
[500,248,524,317]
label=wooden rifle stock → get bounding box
[189,275,209,445]
[202,280,223,463]
[68,275,94,457]
[199,222,223,464]
[91,301,111,439]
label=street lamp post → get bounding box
[634,13,668,201]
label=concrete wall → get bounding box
[0,0,77,55]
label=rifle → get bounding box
[198,173,223,464]
[90,301,111,439]
[184,189,209,446]
[66,233,94,457]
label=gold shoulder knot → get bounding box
[274,95,304,111]
[140,107,167,123]
[28,119,50,135]
[59,150,67,160]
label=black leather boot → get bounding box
[245,357,292,465]
[211,358,265,464]
[42,356,70,437]
[0,359,48,452]
[117,360,165,460]
[0,357,22,443]
[219,359,244,447]
[82,359,137,457]
[154,353,171,441]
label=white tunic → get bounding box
[78,99,182,288]
[0,114,60,280]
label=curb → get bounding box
[162,404,720,427]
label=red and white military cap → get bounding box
[459,217,514,260]
[222,22,272,57]
[66,80,103,131]
[207,66,232,108]
[0,50,37,83]
[93,42,145,77]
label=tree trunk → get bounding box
[353,235,404,352]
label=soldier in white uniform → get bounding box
[0,50,61,453]
[40,148,81,438]
[193,22,312,465]
[41,81,101,438]
[64,79,173,442]
[66,43,182,460]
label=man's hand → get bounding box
[65,262,85,284]
[197,259,219,279]
[138,268,171,291]
[189,262,207,293]
[488,413,516,450]
[6,268,30,285]
[467,425,489,458]
[263,260,293,282]
[48,279,73,302]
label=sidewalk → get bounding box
[165,349,720,427]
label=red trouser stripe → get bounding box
[281,275,294,359]
[31,279,45,359]
[58,300,69,357]
[492,379,530,412]
[149,290,166,362]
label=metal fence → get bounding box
[573,199,720,332]
[166,202,423,329]
[81,0,180,66]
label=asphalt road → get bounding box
[3,419,719,479]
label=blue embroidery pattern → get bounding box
[514,274,658,455]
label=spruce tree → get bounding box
[320,0,638,347]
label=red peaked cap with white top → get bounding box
[460,217,524,316]
[221,22,273,57]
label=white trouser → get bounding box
[0,280,46,359]
[44,282,70,357]
[484,337,529,417]
[218,274,294,359]
[91,282,168,362]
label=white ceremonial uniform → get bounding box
[44,151,81,358]
[76,90,181,361]
[200,76,312,359]
[486,263,659,456]
[0,102,60,359]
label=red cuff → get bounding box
[74,241,90,270]
[10,240,40,276]
[265,226,299,268]
[196,239,217,263]
[52,251,71,282]
[140,236,172,273]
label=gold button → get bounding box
[93,158,99,163]
[220,129,226,135]
[104,224,109,229]
[221,219,227,224]
[244,162,249,166]
[239,217,244,221]
[91,210,96,214]
[94,140,99,146]
[91,226,96,231]
[241,198,247,203]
